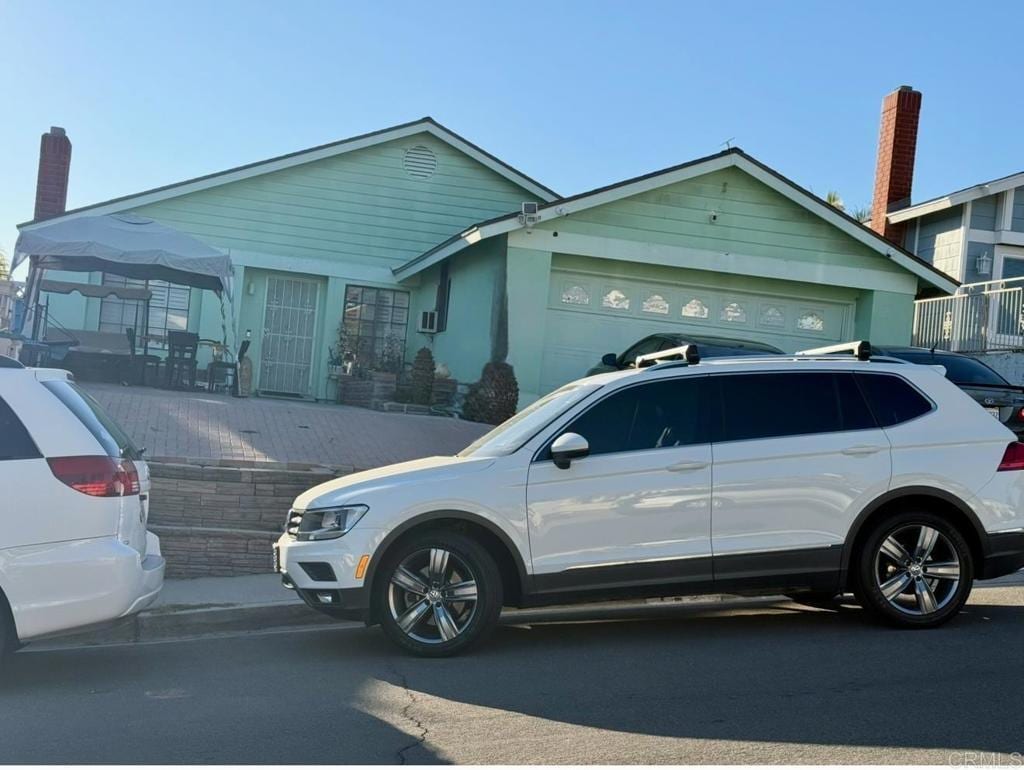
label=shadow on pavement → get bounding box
[2,595,1022,762]
[374,597,1024,757]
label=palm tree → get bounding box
[825,190,845,211]
[851,205,871,223]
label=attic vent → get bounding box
[403,145,437,179]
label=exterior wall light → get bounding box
[975,251,993,277]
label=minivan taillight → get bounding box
[997,442,1024,472]
[47,456,141,497]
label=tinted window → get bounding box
[717,372,875,442]
[835,373,877,431]
[855,373,932,427]
[0,396,41,461]
[621,336,664,366]
[42,380,142,459]
[559,378,707,457]
[893,351,1009,387]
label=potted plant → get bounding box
[327,323,350,380]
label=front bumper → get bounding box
[274,528,384,622]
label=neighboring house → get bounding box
[868,86,1024,286]
[863,86,1024,371]
[18,117,956,405]
[888,174,1024,285]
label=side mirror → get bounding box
[601,352,619,367]
[550,432,590,470]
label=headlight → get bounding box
[298,505,368,541]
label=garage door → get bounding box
[540,270,854,396]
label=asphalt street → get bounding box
[2,583,1023,764]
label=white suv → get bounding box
[276,344,1024,656]
[0,355,164,659]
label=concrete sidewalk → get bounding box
[30,569,1024,651]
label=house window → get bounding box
[561,284,590,305]
[681,298,709,319]
[797,311,825,332]
[642,292,670,315]
[602,289,630,310]
[720,302,748,323]
[343,285,410,370]
[99,275,190,344]
[759,305,786,328]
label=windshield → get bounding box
[894,351,1010,386]
[458,382,600,458]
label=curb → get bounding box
[27,593,787,651]
[29,600,338,650]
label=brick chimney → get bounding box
[34,126,72,221]
[869,86,921,244]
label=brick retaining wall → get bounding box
[147,460,345,578]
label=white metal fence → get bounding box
[914,277,1024,353]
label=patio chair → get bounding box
[206,339,251,396]
[165,331,199,390]
[124,327,162,386]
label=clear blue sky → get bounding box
[3,0,1023,270]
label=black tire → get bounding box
[856,511,973,628]
[375,530,503,657]
[0,593,15,666]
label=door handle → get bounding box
[841,445,885,456]
[666,460,709,472]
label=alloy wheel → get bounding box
[387,547,479,644]
[873,524,961,617]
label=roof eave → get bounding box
[398,148,959,295]
[18,117,557,231]
[888,171,1024,224]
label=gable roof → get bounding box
[394,147,958,294]
[888,169,1024,224]
[18,117,558,230]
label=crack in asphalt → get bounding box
[388,664,429,764]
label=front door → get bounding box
[260,276,319,397]
[526,376,714,593]
[709,370,892,590]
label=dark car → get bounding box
[872,346,1024,437]
[586,333,784,376]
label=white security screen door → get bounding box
[260,276,319,397]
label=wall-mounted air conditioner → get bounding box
[418,310,439,334]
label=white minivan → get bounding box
[0,355,164,658]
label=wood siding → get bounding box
[1013,187,1024,233]
[913,206,964,281]
[533,167,906,278]
[970,194,999,230]
[133,133,535,268]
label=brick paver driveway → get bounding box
[83,383,489,470]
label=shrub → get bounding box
[410,347,435,405]
[462,361,519,424]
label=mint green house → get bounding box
[18,119,956,405]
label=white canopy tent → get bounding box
[13,213,236,354]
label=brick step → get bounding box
[147,461,345,577]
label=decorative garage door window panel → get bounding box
[541,270,853,398]
[549,271,849,342]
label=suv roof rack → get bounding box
[636,344,701,369]
[795,340,872,361]
[0,354,25,369]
